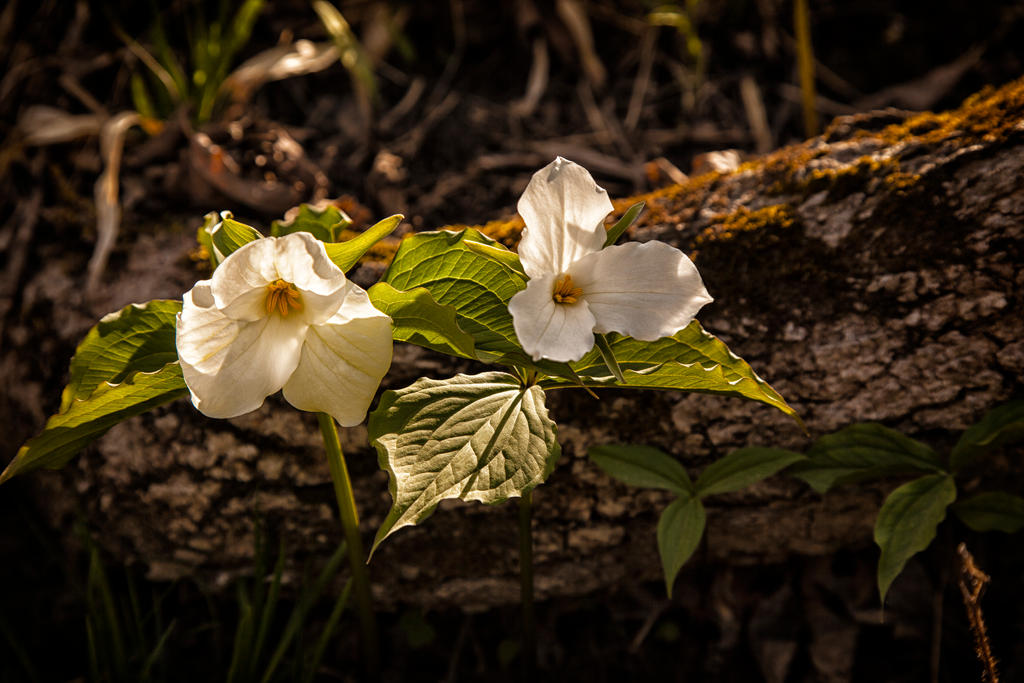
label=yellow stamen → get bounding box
[552,274,583,304]
[264,279,303,317]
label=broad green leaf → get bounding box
[588,444,693,495]
[874,473,956,602]
[366,283,476,360]
[1,363,188,484]
[540,323,801,424]
[952,492,1024,533]
[604,200,645,247]
[322,214,403,272]
[695,447,806,497]
[368,371,560,553]
[383,229,525,362]
[950,401,1024,472]
[271,203,352,242]
[790,423,946,493]
[657,495,706,598]
[382,229,573,379]
[61,300,181,411]
[211,216,263,260]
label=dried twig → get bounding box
[740,74,773,154]
[557,0,606,89]
[87,111,140,294]
[0,188,41,346]
[511,37,549,119]
[957,543,1000,683]
[624,26,656,132]
[379,76,426,131]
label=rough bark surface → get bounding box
[2,79,1022,610]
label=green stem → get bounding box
[518,491,537,679]
[317,413,379,675]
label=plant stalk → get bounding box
[519,490,537,679]
[317,412,379,675]
[794,0,818,137]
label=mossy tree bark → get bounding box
[2,79,1022,610]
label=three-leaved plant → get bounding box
[4,158,801,673]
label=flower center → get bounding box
[265,279,303,317]
[551,274,583,304]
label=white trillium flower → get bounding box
[508,157,713,363]
[175,231,393,426]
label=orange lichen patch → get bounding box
[608,171,722,234]
[878,75,1024,147]
[883,171,922,194]
[755,76,1024,198]
[189,244,212,271]
[747,140,926,198]
[696,204,798,246]
[475,216,526,247]
[334,195,373,228]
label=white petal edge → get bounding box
[508,274,597,363]
[516,157,612,279]
[282,301,393,427]
[570,241,713,341]
[176,283,306,418]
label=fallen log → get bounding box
[2,77,1022,611]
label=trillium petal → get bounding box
[509,274,597,362]
[176,282,306,418]
[283,286,393,427]
[273,232,351,325]
[571,241,713,341]
[517,157,612,278]
[210,238,280,320]
[211,233,349,323]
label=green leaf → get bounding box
[594,333,626,384]
[1,363,188,484]
[322,214,403,272]
[61,300,181,411]
[366,283,476,360]
[695,447,806,497]
[130,73,158,121]
[271,202,353,242]
[368,372,560,554]
[196,211,221,268]
[463,238,526,276]
[588,444,693,496]
[211,215,263,260]
[540,323,801,424]
[874,473,956,602]
[604,201,645,247]
[312,0,378,103]
[790,423,946,493]
[950,401,1024,472]
[952,492,1024,533]
[657,495,706,598]
[382,228,571,378]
